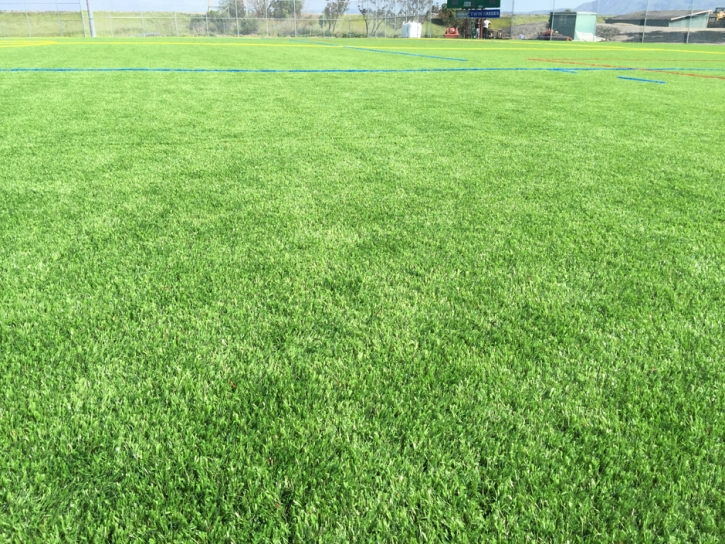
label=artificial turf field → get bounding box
[1,37,724,541]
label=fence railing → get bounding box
[75,14,437,38]
[2,2,725,44]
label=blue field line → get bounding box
[343,46,468,62]
[618,76,667,84]
[0,67,720,74]
[289,39,337,47]
[290,39,468,62]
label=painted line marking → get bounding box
[3,38,725,55]
[529,58,725,79]
[0,40,57,48]
[292,39,468,61]
[0,67,583,73]
[0,66,710,75]
[3,40,667,52]
[545,57,725,63]
[618,76,666,84]
[343,46,468,62]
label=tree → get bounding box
[357,0,394,36]
[357,1,370,35]
[432,3,456,28]
[270,0,303,18]
[398,0,431,23]
[321,0,349,33]
[249,0,272,18]
[189,0,258,35]
[220,0,247,18]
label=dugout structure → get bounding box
[549,11,597,41]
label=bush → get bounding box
[188,15,259,36]
[238,18,259,35]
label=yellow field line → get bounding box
[0,41,57,48]
[3,39,724,55]
[0,41,573,51]
[15,41,647,52]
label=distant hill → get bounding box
[574,0,714,14]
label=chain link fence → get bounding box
[76,14,437,38]
[1,0,724,44]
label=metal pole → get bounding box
[685,0,695,44]
[510,0,515,39]
[550,0,555,41]
[594,0,600,40]
[266,2,269,37]
[80,0,86,37]
[235,0,240,37]
[22,0,32,37]
[641,0,650,43]
[293,0,297,37]
[54,0,64,36]
[86,0,96,37]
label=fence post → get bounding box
[235,0,240,37]
[22,0,32,37]
[594,0,600,40]
[54,0,64,36]
[293,0,297,37]
[641,0,650,43]
[80,0,86,37]
[510,0,515,39]
[85,0,96,37]
[685,0,695,44]
[549,0,556,41]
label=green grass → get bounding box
[1,38,724,541]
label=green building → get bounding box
[550,11,598,40]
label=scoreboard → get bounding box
[445,0,500,9]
